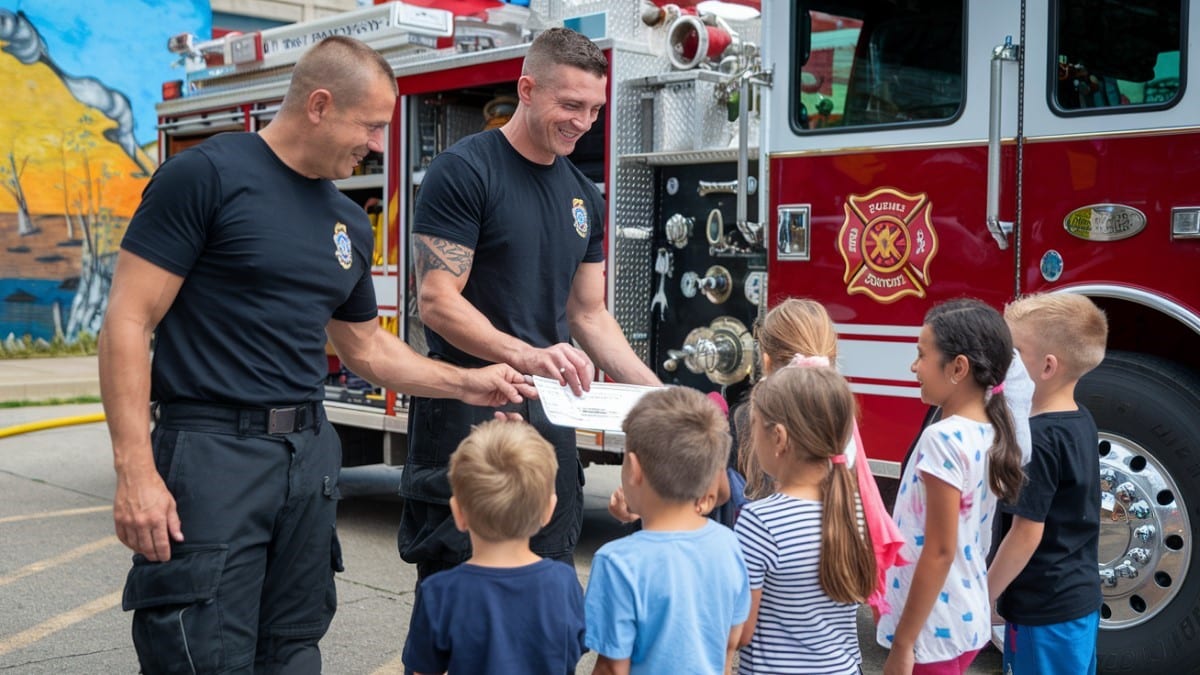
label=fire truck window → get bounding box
[1053,0,1183,112]
[793,1,964,131]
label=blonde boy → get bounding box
[586,387,751,675]
[990,293,1108,675]
[402,420,585,675]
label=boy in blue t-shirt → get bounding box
[989,293,1109,674]
[402,420,585,675]
[586,387,751,675]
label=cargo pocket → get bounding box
[122,544,228,675]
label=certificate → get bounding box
[532,376,663,432]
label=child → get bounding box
[734,363,876,673]
[743,298,904,616]
[988,294,1107,674]
[586,386,751,675]
[402,419,585,675]
[876,298,1024,675]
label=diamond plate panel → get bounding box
[612,161,655,362]
[653,79,735,152]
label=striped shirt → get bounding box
[735,494,862,674]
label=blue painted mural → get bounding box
[0,0,210,345]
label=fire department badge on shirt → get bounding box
[837,187,938,303]
[333,222,353,270]
[572,198,589,238]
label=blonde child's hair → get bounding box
[1004,293,1108,380]
[750,366,876,604]
[622,387,730,502]
[757,298,839,367]
[449,420,557,542]
[742,298,840,499]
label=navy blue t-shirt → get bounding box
[997,408,1102,625]
[412,129,605,367]
[402,558,586,675]
[120,132,377,406]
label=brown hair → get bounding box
[523,27,608,80]
[925,299,1023,503]
[449,419,557,542]
[281,36,397,114]
[1004,293,1108,380]
[622,387,730,502]
[750,366,876,604]
[742,298,840,499]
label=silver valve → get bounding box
[663,345,698,372]
[662,316,754,385]
[664,213,694,248]
[697,265,732,304]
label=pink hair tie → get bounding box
[830,454,848,465]
[991,382,1006,396]
[788,354,831,369]
[705,391,729,416]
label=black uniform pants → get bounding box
[121,402,342,674]
[398,395,583,579]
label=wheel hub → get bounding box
[1098,432,1191,629]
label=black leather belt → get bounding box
[154,400,325,435]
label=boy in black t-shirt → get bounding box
[402,420,585,675]
[989,293,1109,675]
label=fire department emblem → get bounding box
[837,188,938,304]
[333,222,353,270]
[572,198,589,238]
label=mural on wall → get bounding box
[0,1,210,344]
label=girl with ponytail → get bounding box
[733,362,876,674]
[877,298,1023,675]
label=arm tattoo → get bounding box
[414,235,474,281]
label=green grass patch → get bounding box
[0,332,98,359]
[0,396,103,408]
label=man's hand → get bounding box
[515,343,596,396]
[460,363,537,407]
[113,461,183,561]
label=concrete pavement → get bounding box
[0,356,100,402]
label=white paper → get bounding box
[532,376,663,432]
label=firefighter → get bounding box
[402,27,662,581]
[99,36,532,674]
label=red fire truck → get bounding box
[156,0,1197,669]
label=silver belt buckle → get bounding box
[268,407,296,434]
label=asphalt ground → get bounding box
[0,390,1001,673]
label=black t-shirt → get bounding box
[413,129,604,367]
[997,408,1102,624]
[120,132,377,406]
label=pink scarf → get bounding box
[853,420,908,615]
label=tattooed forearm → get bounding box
[414,235,474,281]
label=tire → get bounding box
[1078,351,1200,673]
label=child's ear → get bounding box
[770,421,789,456]
[950,353,971,384]
[627,451,645,486]
[542,493,558,527]
[1041,353,1060,379]
[449,496,469,533]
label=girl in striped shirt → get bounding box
[734,363,876,674]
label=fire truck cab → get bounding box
[154,0,1198,670]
